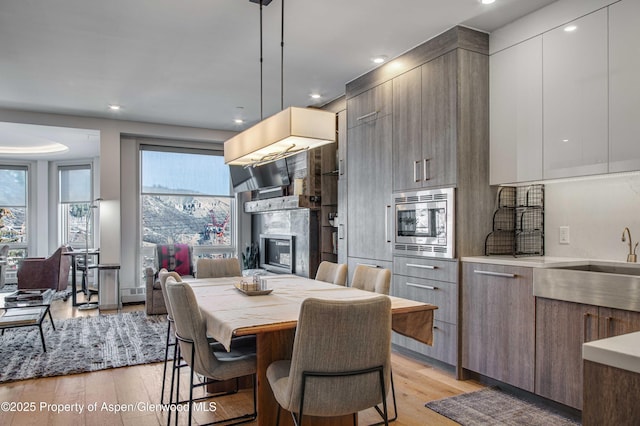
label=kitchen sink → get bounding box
[533,262,640,312]
[550,263,640,276]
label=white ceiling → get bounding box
[0,0,557,159]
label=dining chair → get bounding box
[351,264,391,295]
[165,276,257,426]
[266,296,392,426]
[157,268,182,405]
[195,257,242,278]
[350,264,397,421]
[314,261,348,286]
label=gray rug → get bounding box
[426,387,581,425]
[0,311,167,383]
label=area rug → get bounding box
[1,284,67,301]
[425,387,581,425]
[0,311,167,383]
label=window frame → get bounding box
[57,163,94,249]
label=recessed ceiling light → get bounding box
[481,0,495,4]
[310,93,321,99]
[234,119,244,124]
[564,25,577,32]
[0,142,69,155]
[371,55,387,64]
[108,104,121,111]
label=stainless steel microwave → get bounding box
[393,187,455,258]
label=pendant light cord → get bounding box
[280,0,284,111]
[259,1,264,120]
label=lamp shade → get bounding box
[224,107,336,166]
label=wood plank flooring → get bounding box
[0,293,484,425]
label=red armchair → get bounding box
[17,246,71,291]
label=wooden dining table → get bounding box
[189,274,437,426]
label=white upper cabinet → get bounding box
[490,36,543,185]
[542,9,608,179]
[609,0,640,173]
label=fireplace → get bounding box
[259,234,295,274]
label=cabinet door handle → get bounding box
[583,312,592,342]
[338,224,344,240]
[423,158,430,181]
[385,205,391,243]
[605,316,612,338]
[356,111,379,121]
[407,263,437,270]
[473,270,517,278]
[358,263,379,268]
[407,282,438,290]
[414,160,421,182]
[339,159,344,176]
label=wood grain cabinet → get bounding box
[535,298,640,410]
[392,257,458,365]
[461,262,535,392]
[392,50,466,191]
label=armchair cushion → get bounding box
[157,244,192,276]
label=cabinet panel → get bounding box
[392,275,456,324]
[543,9,608,179]
[489,36,543,184]
[535,298,598,410]
[422,51,457,188]
[336,110,347,265]
[392,256,457,283]
[461,263,535,392]
[347,114,392,262]
[393,320,457,366]
[609,0,640,173]
[346,82,392,129]
[392,67,422,191]
[598,307,640,340]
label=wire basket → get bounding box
[484,231,515,256]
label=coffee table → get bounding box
[0,289,55,352]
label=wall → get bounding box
[0,107,236,290]
[545,173,640,261]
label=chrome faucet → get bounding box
[621,227,638,263]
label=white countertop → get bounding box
[461,255,640,270]
[583,331,640,374]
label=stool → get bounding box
[97,264,121,311]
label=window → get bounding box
[0,165,28,279]
[140,147,234,269]
[59,165,93,248]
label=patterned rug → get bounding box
[426,387,581,425]
[0,311,167,383]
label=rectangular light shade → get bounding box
[224,107,336,166]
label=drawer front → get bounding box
[393,320,457,366]
[392,275,457,324]
[347,81,392,128]
[393,256,458,282]
[347,256,393,287]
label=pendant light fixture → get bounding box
[224,0,336,167]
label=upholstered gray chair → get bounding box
[157,269,182,405]
[351,265,391,295]
[165,277,257,426]
[350,264,397,421]
[314,261,348,286]
[195,257,242,278]
[266,296,392,425]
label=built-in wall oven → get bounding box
[393,187,455,258]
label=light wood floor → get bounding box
[0,293,484,425]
